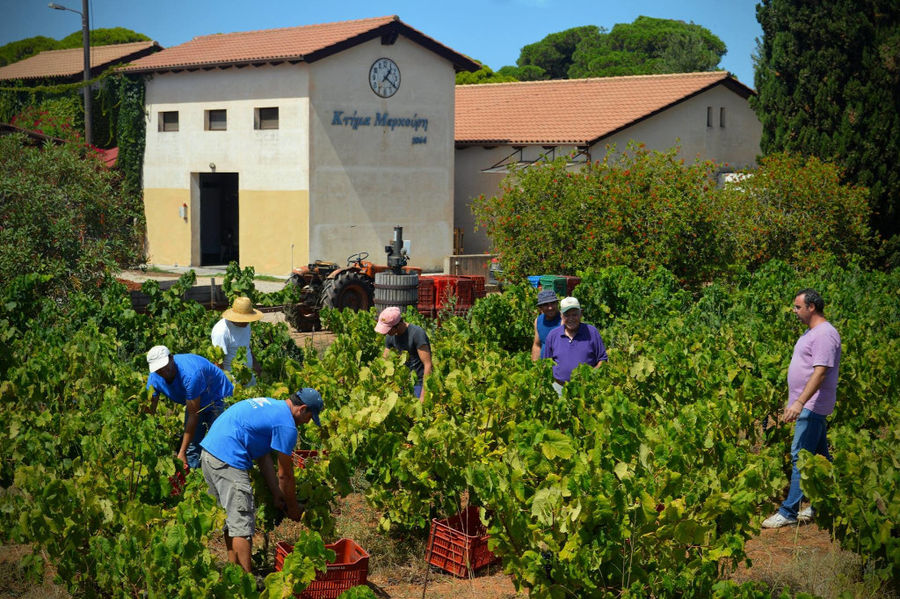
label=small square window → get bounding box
[255,107,279,130]
[158,111,178,132]
[719,107,726,128]
[706,106,713,128]
[206,109,227,131]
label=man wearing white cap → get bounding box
[543,296,608,394]
[211,296,263,384]
[146,345,234,469]
[374,306,432,400]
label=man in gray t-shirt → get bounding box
[375,306,433,400]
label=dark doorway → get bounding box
[199,173,239,266]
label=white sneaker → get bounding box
[798,506,814,522]
[762,512,798,528]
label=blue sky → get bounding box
[2,0,763,86]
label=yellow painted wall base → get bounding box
[144,188,192,266]
[238,190,310,275]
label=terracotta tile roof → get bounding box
[0,41,159,81]
[122,15,479,74]
[455,72,753,146]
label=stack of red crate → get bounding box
[417,276,435,318]
[432,276,458,311]
[563,275,581,296]
[454,278,475,313]
[461,275,486,299]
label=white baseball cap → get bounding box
[147,345,171,373]
[559,297,581,313]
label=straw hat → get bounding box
[222,296,263,323]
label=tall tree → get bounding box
[569,16,725,78]
[517,25,601,79]
[753,0,900,239]
[58,27,149,49]
[0,36,58,67]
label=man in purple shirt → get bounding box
[543,296,608,395]
[763,288,841,528]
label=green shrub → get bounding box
[473,146,876,288]
[719,152,873,270]
[473,145,731,288]
[0,133,144,299]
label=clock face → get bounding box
[369,58,400,98]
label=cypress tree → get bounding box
[752,0,900,239]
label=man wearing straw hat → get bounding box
[212,296,263,384]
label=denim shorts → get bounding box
[201,450,255,538]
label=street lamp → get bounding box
[48,1,91,146]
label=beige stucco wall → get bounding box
[239,190,310,273]
[143,188,192,265]
[308,37,455,272]
[455,85,762,254]
[596,85,760,168]
[143,65,311,273]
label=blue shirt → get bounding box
[146,353,233,411]
[200,398,298,470]
[544,323,608,382]
[536,312,562,358]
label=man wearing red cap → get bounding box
[375,306,432,400]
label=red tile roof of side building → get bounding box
[455,71,754,146]
[121,15,479,74]
[0,41,160,81]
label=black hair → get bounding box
[290,391,304,406]
[796,288,824,314]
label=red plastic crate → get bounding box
[417,306,435,319]
[426,506,498,577]
[275,539,369,599]
[461,275,486,299]
[417,277,435,310]
[454,278,474,307]
[432,276,458,310]
[292,450,324,469]
[563,275,581,296]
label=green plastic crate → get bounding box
[539,275,567,296]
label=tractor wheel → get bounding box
[322,271,374,311]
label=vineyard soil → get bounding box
[3,520,886,599]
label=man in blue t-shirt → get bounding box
[200,389,324,573]
[543,297,608,395]
[146,345,234,469]
[532,289,561,361]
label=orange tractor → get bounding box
[285,227,419,330]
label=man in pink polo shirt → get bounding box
[762,288,841,528]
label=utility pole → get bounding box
[49,0,91,146]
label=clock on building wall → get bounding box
[369,58,400,98]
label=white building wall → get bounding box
[308,37,455,271]
[455,85,761,254]
[144,66,310,190]
[595,85,760,168]
[143,65,311,272]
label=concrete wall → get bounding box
[308,37,455,272]
[143,65,311,272]
[596,85,760,168]
[454,84,762,254]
